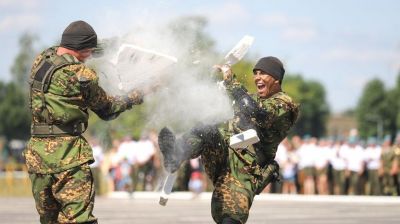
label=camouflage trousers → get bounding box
[332,169,346,195]
[366,169,381,195]
[28,163,97,224]
[381,173,398,196]
[182,126,278,224]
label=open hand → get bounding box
[213,64,233,82]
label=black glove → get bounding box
[231,87,268,123]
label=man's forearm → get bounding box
[230,86,268,123]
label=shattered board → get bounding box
[94,43,177,94]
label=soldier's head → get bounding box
[59,20,97,62]
[253,56,284,98]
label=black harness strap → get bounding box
[29,49,83,136]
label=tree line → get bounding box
[356,76,400,141]
[1,16,398,144]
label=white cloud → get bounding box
[391,61,400,74]
[323,48,398,63]
[199,2,250,25]
[261,14,290,27]
[0,0,41,9]
[0,14,41,32]
[260,13,318,42]
[348,75,370,89]
[0,0,42,33]
[389,48,400,74]
[282,27,317,42]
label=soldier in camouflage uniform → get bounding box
[393,133,400,195]
[23,21,144,224]
[379,137,397,196]
[159,57,299,223]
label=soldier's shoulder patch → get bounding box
[273,92,293,103]
[30,53,46,77]
[32,54,44,68]
[274,92,299,109]
[75,65,98,82]
[66,64,84,73]
[262,95,283,108]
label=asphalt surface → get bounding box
[1,193,399,224]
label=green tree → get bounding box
[168,15,216,62]
[382,89,399,139]
[88,104,147,146]
[168,15,219,79]
[396,74,400,130]
[283,75,330,137]
[0,81,30,140]
[232,60,255,91]
[0,33,38,140]
[10,32,37,88]
[356,79,386,139]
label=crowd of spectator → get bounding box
[86,130,210,196]
[273,135,400,196]
[88,131,161,194]
[1,132,399,196]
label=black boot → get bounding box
[158,127,181,173]
[220,217,241,224]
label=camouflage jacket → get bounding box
[395,145,400,171]
[380,147,396,173]
[221,78,299,166]
[381,145,400,172]
[24,47,143,174]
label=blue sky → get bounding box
[1,0,399,113]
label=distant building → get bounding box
[326,113,357,138]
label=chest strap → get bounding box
[29,49,79,124]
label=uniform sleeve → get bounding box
[257,99,287,129]
[224,76,296,130]
[76,66,143,121]
[261,95,299,130]
[223,75,244,96]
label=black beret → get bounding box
[253,56,285,83]
[60,20,97,50]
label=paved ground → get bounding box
[1,193,399,224]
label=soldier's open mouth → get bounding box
[257,83,266,91]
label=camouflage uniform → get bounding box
[380,146,397,196]
[394,145,400,195]
[175,79,299,223]
[24,47,143,224]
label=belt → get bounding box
[233,146,274,168]
[31,122,86,137]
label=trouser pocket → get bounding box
[255,160,280,194]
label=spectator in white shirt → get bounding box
[315,138,331,195]
[277,138,298,194]
[131,134,156,191]
[89,137,104,195]
[364,137,382,195]
[329,139,347,195]
[341,137,365,195]
[297,136,317,194]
